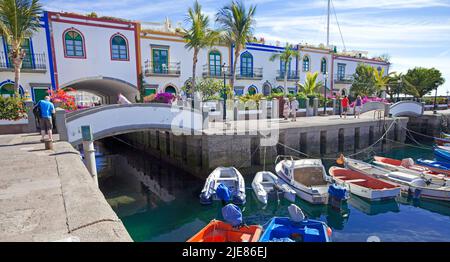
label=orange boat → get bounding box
[187,220,262,242]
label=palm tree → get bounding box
[373,68,395,97]
[299,72,323,96]
[183,1,219,101]
[216,0,256,97]
[386,72,403,101]
[269,43,300,97]
[0,0,42,94]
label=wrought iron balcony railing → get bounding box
[334,74,354,83]
[144,60,181,77]
[276,70,300,81]
[0,51,46,71]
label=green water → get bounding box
[97,139,450,242]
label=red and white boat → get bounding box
[373,156,448,180]
[329,166,400,201]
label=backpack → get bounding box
[33,101,41,118]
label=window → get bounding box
[111,34,128,60]
[321,58,327,73]
[302,56,310,72]
[337,63,346,80]
[234,87,244,96]
[280,58,292,76]
[152,48,168,73]
[4,38,33,69]
[165,86,177,94]
[240,52,253,77]
[208,50,221,76]
[247,85,258,95]
[0,83,14,97]
[144,88,156,96]
[377,66,382,72]
[64,30,85,58]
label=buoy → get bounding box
[336,154,345,165]
[327,227,333,237]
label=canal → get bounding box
[96,137,450,242]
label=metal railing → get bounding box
[202,64,263,79]
[276,70,300,81]
[0,51,46,70]
[144,60,181,76]
[333,74,354,83]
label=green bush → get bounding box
[0,96,27,121]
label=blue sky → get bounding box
[42,0,450,95]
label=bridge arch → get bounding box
[60,76,140,104]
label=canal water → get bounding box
[96,138,450,242]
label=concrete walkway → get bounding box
[0,134,132,242]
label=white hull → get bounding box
[333,178,399,201]
[251,171,296,205]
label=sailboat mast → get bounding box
[327,0,331,47]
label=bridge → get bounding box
[57,104,205,146]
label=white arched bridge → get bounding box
[57,104,204,146]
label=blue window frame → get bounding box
[209,50,221,76]
[234,87,244,96]
[240,52,253,77]
[280,58,292,75]
[111,35,128,60]
[247,85,258,95]
[337,63,346,80]
[302,56,310,72]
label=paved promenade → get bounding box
[0,134,131,242]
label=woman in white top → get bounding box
[290,98,299,122]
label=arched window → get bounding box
[302,56,310,72]
[0,83,14,97]
[64,29,85,58]
[321,58,327,73]
[111,34,128,60]
[273,86,284,94]
[262,82,272,96]
[208,50,222,76]
[247,85,258,95]
[165,86,177,94]
[240,52,253,77]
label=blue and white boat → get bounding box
[259,205,332,242]
[416,159,450,176]
[434,148,450,163]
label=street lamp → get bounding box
[433,82,439,114]
[222,63,227,121]
[323,72,328,115]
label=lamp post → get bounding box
[433,82,439,114]
[222,63,227,121]
[323,72,328,115]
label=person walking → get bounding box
[37,96,55,142]
[354,95,362,119]
[341,95,349,119]
[336,94,342,118]
[283,98,290,120]
[290,97,299,122]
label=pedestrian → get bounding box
[341,95,349,119]
[336,94,342,118]
[283,98,290,120]
[354,95,362,119]
[290,97,299,122]
[37,96,55,142]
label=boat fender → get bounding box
[216,183,231,202]
[327,227,333,237]
[221,204,243,227]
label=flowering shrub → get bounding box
[48,88,77,112]
[144,92,175,104]
[0,96,27,120]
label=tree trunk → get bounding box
[192,48,199,97]
[284,61,288,97]
[231,47,240,99]
[13,56,23,96]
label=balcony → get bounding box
[276,70,300,81]
[202,65,263,80]
[144,60,181,77]
[0,52,47,73]
[334,74,354,84]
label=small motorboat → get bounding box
[373,156,447,181]
[416,159,450,176]
[329,166,400,201]
[275,156,330,205]
[437,145,450,152]
[345,158,450,202]
[187,204,262,242]
[251,171,296,205]
[199,167,246,205]
[434,148,450,163]
[259,204,332,242]
[435,137,450,146]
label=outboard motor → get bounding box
[222,204,243,227]
[328,183,349,211]
[216,183,231,204]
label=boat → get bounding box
[373,156,447,181]
[435,137,450,146]
[345,158,450,202]
[437,145,450,152]
[251,171,296,205]
[329,166,400,201]
[199,167,246,205]
[187,220,262,242]
[259,204,332,242]
[275,156,330,205]
[434,148,450,163]
[416,159,450,176]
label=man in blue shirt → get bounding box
[38,96,55,142]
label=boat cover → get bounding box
[328,184,348,200]
[288,204,305,222]
[216,183,231,202]
[222,204,242,227]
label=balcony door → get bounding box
[209,51,221,77]
[6,38,33,69]
[240,52,253,77]
[152,48,168,74]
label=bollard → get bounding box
[44,139,54,150]
[81,125,98,187]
